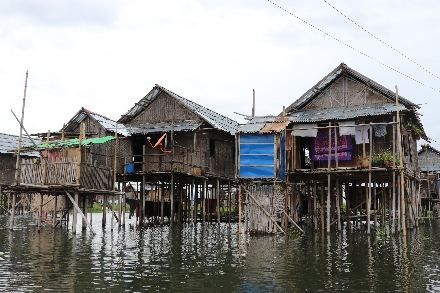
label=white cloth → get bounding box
[339,121,356,136]
[355,125,369,144]
[291,123,318,137]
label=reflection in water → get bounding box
[1,215,440,292]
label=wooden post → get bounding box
[11,71,28,231]
[346,180,351,231]
[313,179,317,231]
[37,193,43,232]
[321,182,325,231]
[336,178,341,232]
[217,178,220,224]
[367,124,372,235]
[392,116,396,233]
[72,192,78,234]
[52,195,58,228]
[395,86,406,235]
[140,174,145,226]
[160,182,165,224]
[102,194,107,227]
[326,122,331,233]
[228,181,231,224]
[170,174,174,226]
[202,180,206,224]
[41,131,50,185]
[238,184,242,233]
[82,195,87,230]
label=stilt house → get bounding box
[117,84,239,224]
[418,145,440,211]
[237,63,427,234]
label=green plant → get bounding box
[407,120,423,137]
[381,151,393,163]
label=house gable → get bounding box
[126,92,200,126]
[303,75,390,110]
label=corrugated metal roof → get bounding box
[23,136,114,150]
[127,120,203,135]
[64,108,128,136]
[0,133,41,156]
[259,122,289,133]
[239,103,402,133]
[118,85,239,135]
[238,116,295,133]
[288,103,400,123]
[286,63,417,114]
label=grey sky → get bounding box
[1,0,439,148]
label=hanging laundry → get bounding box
[355,125,369,144]
[291,123,318,137]
[339,121,356,136]
[373,123,387,137]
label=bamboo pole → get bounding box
[392,116,396,234]
[52,195,57,228]
[72,192,78,234]
[170,174,174,226]
[313,179,317,231]
[228,181,231,224]
[238,184,242,233]
[321,182,325,231]
[395,86,406,235]
[10,71,28,231]
[326,122,331,233]
[217,178,220,224]
[336,178,341,232]
[367,124,372,235]
[203,180,206,224]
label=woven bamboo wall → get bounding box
[30,194,68,213]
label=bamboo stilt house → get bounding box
[237,63,428,234]
[117,84,239,225]
[418,145,440,213]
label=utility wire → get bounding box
[266,0,439,93]
[322,0,440,81]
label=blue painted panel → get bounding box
[240,155,274,165]
[240,166,275,178]
[240,133,274,143]
[240,144,274,155]
[278,131,286,180]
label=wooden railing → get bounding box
[20,158,77,185]
[20,158,114,191]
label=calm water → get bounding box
[1,215,440,292]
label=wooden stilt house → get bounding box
[0,133,41,215]
[418,145,440,214]
[237,63,427,234]
[284,63,426,234]
[117,84,239,224]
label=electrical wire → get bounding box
[266,0,439,93]
[322,0,440,81]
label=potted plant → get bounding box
[381,151,393,167]
[407,120,423,140]
[371,153,383,167]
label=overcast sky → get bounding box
[1,0,439,148]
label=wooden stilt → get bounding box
[102,194,107,227]
[37,193,43,232]
[313,179,317,231]
[202,180,206,224]
[217,178,220,224]
[321,182,325,231]
[53,195,57,228]
[82,195,87,230]
[140,174,145,226]
[228,181,231,224]
[170,174,174,226]
[238,184,242,233]
[72,192,78,234]
[336,178,341,232]
[160,182,165,224]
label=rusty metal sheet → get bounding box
[259,122,289,133]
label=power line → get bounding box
[266,0,439,93]
[322,0,440,81]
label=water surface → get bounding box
[1,215,440,292]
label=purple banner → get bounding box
[311,151,352,161]
[311,129,352,155]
